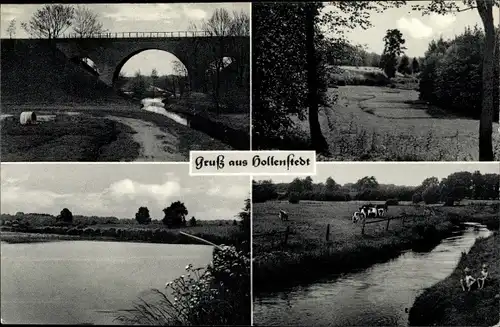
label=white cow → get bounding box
[377,208,386,217]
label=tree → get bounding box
[60,208,73,223]
[252,1,406,151]
[288,178,305,194]
[151,68,159,97]
[422,185,441,204]
[398,54,411,75]
[381,29,407,78]
[303,176,314,191]
[412,0,500,161]
[412,57,420,73]
[72,5,106,37]
[355,176,379,190]
[189,216,197,227]
[162,201,188,228]
[172,61,188,98]
[21,4,74,39]
[135,207,151,225]
[238,198,250,233]
[325,177,339,192]
[6,19,16,38]
[131,71,147,99]
[203,8,232,115]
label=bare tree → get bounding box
[173,61,188,97]
[21,4,74,39]
[204,8,233,114]
[72,5,107,37]
[6,19,16,38]
[230,10,250,36]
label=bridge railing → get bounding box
[60,31,213,39]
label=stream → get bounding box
[253,223,492,326]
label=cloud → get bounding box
[396,17,433,39]
[429,13,456,29]
[0,6,24,21]
[101,5,177,22]
[107,178,181,205]
[184,8,207,20]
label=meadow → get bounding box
[252,200,499,294]
[284,66,500,161]
[409,233,499,326]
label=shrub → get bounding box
[444,197,455,206]
[385,199,399,205]
[289,193,300,204]
[423,185,441,204]
[412,193,423,204]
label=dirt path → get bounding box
[106,116,187,161]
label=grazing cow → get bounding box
[279,210,289,221]
[367,207,378,218]
[377,208,386,217]
[352,211,365,223]
[376,203,388,212]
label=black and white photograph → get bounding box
[252,1,500,161]
[0,3,250,162]
[0,163,250,325]
[252,163,499,326]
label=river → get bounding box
[253,223,492,326]
[0,241,213,325]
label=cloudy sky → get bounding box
[1,164,250,220]
[256,163,500,187]
[0,3,250,75]
[321,1,500,58]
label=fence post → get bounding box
[325,223,330,242]
[386,217,390,231]
[283,226,290,247]
[361,218,366,236]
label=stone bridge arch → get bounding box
[55,36,249,93]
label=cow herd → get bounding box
[277,203,390,224]
[352,203,388,223]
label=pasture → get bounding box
[252,200,499,293]
[291,84,500,161]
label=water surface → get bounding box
[254,224,492,326]
[1,241,213,325]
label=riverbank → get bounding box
[0,222,248,251]
[409,233,499,326]
[252,201,496,295]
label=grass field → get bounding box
[291,85,500,161]
[0,112,140,161]
[409,233,499,326]
[252,200,498,294]
[0,105,234,161]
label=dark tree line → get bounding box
[253,171,499,204]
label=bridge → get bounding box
[9,31,249,92]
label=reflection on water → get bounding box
[254,224,492,327]
[141,98,189,126]
[1,241,212,325]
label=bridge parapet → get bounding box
[59,31,231,39]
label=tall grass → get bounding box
[409,233,499,326]
[115,245,250,326]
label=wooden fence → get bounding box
[360,213,429,235]
[253,226,291,247]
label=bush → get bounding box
[412,193,423,204]
[288,192,300,204]
[444,197,455,206]
[423,185,441,204]
[385,199,399,205]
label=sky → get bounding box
[0,164,250,220]
[0,3,250,76]
[255,163,500,187]
[321,1,500,58]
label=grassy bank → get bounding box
[1,113,139,161]
[0,213,248,250]
[252,201,495,295]
[409,233,499,326]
